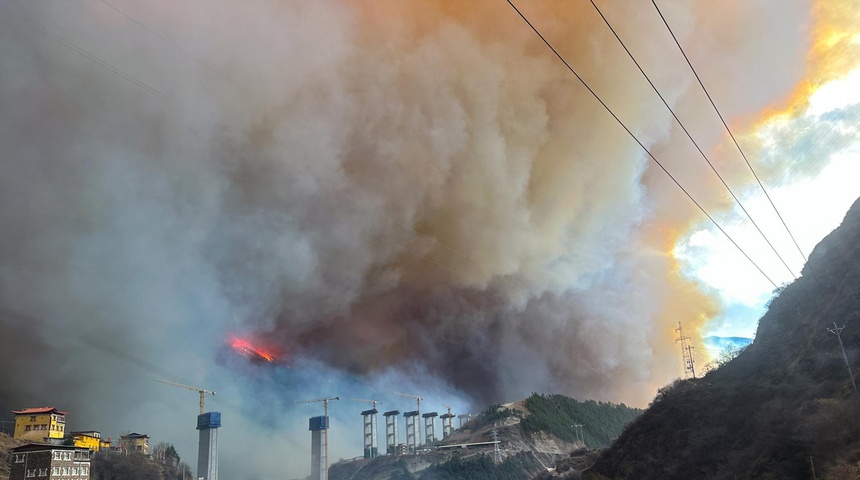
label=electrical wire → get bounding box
[95,0,253,96]
[504,0,779,289]
[650,0,819,285]
[588,0,797,281]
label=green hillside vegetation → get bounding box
[470,403,521,429]
[584,197,860,480]
[419,452,542,480]
[521,394,642,448]
[470,395,642,450]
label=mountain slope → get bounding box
[328,394,641,480]
[0,432,26,480]
[584,197,860,480]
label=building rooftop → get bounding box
[11,443,89,453]
[120,433,149,439]
[11,407,68,415]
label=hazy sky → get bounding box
[0,1,857,478]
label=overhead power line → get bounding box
[650,0,817,284]
[504,0,779,288]
[588,0,797,281]
[95,0,254,98]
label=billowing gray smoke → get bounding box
[0,1,819,477]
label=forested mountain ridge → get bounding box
[583,197,860,480]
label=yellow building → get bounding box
[71,431,110,452]
[11,407,68,441]
[119,433,149,455]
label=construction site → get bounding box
[294,392,477,480]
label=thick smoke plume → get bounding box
[0,1,851,477]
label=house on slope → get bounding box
[10,407,67,444]
[9,444,91,480]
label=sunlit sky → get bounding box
[677,66,860,339]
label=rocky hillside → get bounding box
[583,197,860,480]
[0,432,27,480]
[328,394,641,480]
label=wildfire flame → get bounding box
[229,335,278,363]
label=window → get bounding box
[62,467,69,475]
[30,415,37,422]
[38,468,47,477]
[25,425,31,432]
[53,467,59,475]
[41,424,47,430]
[26,469,35,478]
[72,467,78,475]
[53,451,61,460]
[14,454,24,463]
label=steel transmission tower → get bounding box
[675,322,696,379]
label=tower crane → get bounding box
[294,397,339,480]
[154,378,216,414]
[295,396,340,418]
[350,398,383,409]
[351,398,383,459]
[440,403,455,438]
[393,392,423,411]
[394,392,424,451]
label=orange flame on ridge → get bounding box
[229,335,278,363]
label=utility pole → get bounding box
[154,379,216,414]
[675,322,696,379]
[295,397,340,480]
[828,323,857,392]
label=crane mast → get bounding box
[154,378,216,414]
[350,398,383,459]
[394,392,424,451]
[295,397,339,480]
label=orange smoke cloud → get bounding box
[755,0,860,122]
[0,0,835,417]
